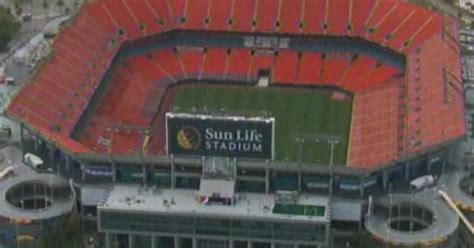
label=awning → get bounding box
[81,186,109,206]
[331,199,364,222]
[199,179,235,199]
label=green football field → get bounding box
[171,85,353,166]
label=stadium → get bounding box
[2,0,467,247]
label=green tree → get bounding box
[56,0,65,13]
[39,214,84,248]
[0,5,20,51]
[42,0,50,18]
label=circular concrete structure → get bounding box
[5,181,54,211]
[365,188,459,247]
[0,145,74,245]
[387,202,435,233]
[439,169,474,212]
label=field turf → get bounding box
[171,84,352,166]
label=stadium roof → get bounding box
[6,0,465,170]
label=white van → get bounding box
[5,77,14,85]
[23,153,44,170]
[410,175,435,191]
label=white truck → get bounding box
[23,153,44,170]
[410,175,435,191]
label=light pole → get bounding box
[294,134,340,196]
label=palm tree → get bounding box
[42,0,49,19]
[56,0,64,14]
[13,2,22,17]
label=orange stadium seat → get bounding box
[84,2,118,33]
[278,0,301,34]
[321,53,351,85]
[248,51,276,81]
[326,0,350,36]
[102,0,142,39]
[170,0,187,27]
[403,14,443,53]
[364,0,398,38]
[26,84,81,120]
[151,49,184,82]
[349,80,401,167]
[69,11,112,48]
[124,0,162,35]
[348,65,401,92]
[145,0,175,29]
[177,48,204,78]
[133,56,175,85]
[231,0,255,32]
[366,3,414,45]
[61,28,111,66]
[225,49,251,81]
[301,0,326,35]
[208,0,232,31]
[272,51,298,83]
[348,0,376,36]
[182,0,209,30]
[34,73,85,111]
[384,6,433,50]
[296,52,322,84]
[201,48,228,80]
[254,0,278,33]
[337,55,377,88]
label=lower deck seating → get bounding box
[405,35,465,154]
[349,80,402,168]
[76,56,169,153]
[201,48,228,79]
[225,49,251,81]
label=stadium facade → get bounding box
[3,0,467,247]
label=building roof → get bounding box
[99,185,330,223]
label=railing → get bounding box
[437,189,474,235]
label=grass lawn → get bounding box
[171,84,352,166]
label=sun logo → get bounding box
[176,126,201,150]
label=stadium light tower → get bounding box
[295,134,340,195]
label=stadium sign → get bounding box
[166,113,274,160]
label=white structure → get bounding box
[459,0,474,9]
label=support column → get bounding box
[229,240,234,248]
[112,162,117,183]
[142,163,147,185]
[248,241,252,248]
[33,135,39,151]
[129,234,134,248]
[382,170,389,190]
[48,144,55,161]
[174,237,179,248]
[265,165,270,194]
[20,122,25,154]
[171,156,176,189]
[105,233,111,248]
[359,178,364,197]
[404,163,410,180]
[192,238,197,248]
[65,154,72,171]
[151,236,156,248]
